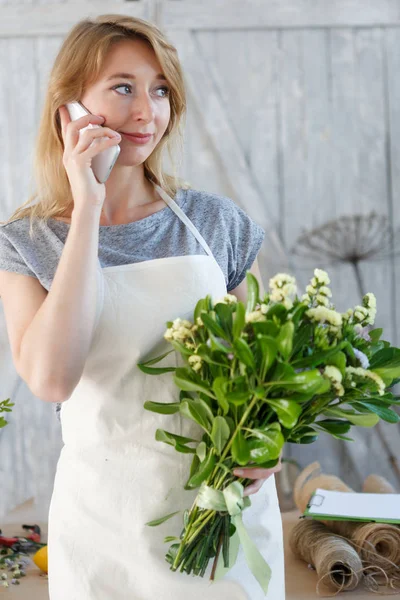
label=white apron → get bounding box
[47,184,285,599]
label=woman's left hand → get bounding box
[233,454,282,497]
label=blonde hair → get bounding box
[2,14,189,238]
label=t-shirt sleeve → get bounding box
[225,203,265,292]
[0,227,37,279]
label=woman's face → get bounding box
[80,38,171,167]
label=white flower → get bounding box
[363,293,377,325]
[164,328,174,341]
[245,310,266,323]
[324,365,343,383]
[316,294,330,307]
[306,306,343,327]
[188,355,203,372]
[353,348,370,369]
[173,318,192,329]
[323,366,345,396]
[269,273,297,304]
[216,293,237,305]
[172,327,192,341]
[345,366,385,396]
[314,269,330,285]
[319,286,332,297]
[306,284,317,295]
[260,303,268,314]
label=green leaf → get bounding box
[210,416,230,455]
[323,407,380,427]
[169,340,193,356]
[184,454,201,489]
[252,321,280,338]
[276,321,294,360]
[201,312,229,341]
[137,349,175,368]
[225,390,252,406]
[266,303,288,322]
[272,368,326,394]
[231,430,251,465]
[137,364,176,375]
[326,351,347,378]
[351,401,400,424]
[186,451,216,489]
[174,368,215,398]
[196,441,207,462]
[267,398,302,429]
[290,425,319,444]
[256,335,278,380]
[247,423,284,462]
[146,510,181,526]
[155,429,198,453]
[369,328,383,343]
[208,334,232,354]
[180,398,214,432]
[246,272,259,313]
[214,302,233,339]
[233,338,256,372]
[195,344,228,367]
[233,302,246,339]
[194,298,208,323]
[291,323,313,358]
[373,366,400,387]
[315,419,352,435]
[369,347,400,369]
[292,341,347,369]
[143,401,181,415]
[212,377,229,415]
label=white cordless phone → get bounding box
[65,101,120,183]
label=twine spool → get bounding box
[294,463,400,582]
[325,521,400,578]
[293,461,354,515]
[363,474,397,494]
[289,518,363,593]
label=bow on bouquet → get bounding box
[137,268,400,595]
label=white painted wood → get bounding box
[383,27,400,347]
[161,0,400,30]
[169,29,290,277]
[198,29,281,235]
[0,1,151,36]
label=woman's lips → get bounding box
[121,132,153,145]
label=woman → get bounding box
[0,14,285,599]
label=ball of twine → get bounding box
[290,518,363,594]
[363,475,397,495]
[326,520,400,579]
[293,462,400,594]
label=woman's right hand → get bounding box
[58,105,121,210]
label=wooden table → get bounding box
[1,501,397,598]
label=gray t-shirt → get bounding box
[0,186,265,421]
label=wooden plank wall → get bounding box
[1,1,400,518]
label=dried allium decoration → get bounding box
[291,212,400,485]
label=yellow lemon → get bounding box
[32,546,48,573]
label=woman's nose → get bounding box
[131,93,154,122]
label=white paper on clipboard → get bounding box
[305,488,400,522]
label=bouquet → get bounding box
[137,268,400,594]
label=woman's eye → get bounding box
[112,83,132,95]
[156,86,170,98]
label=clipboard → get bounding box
[303,488,400,524]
